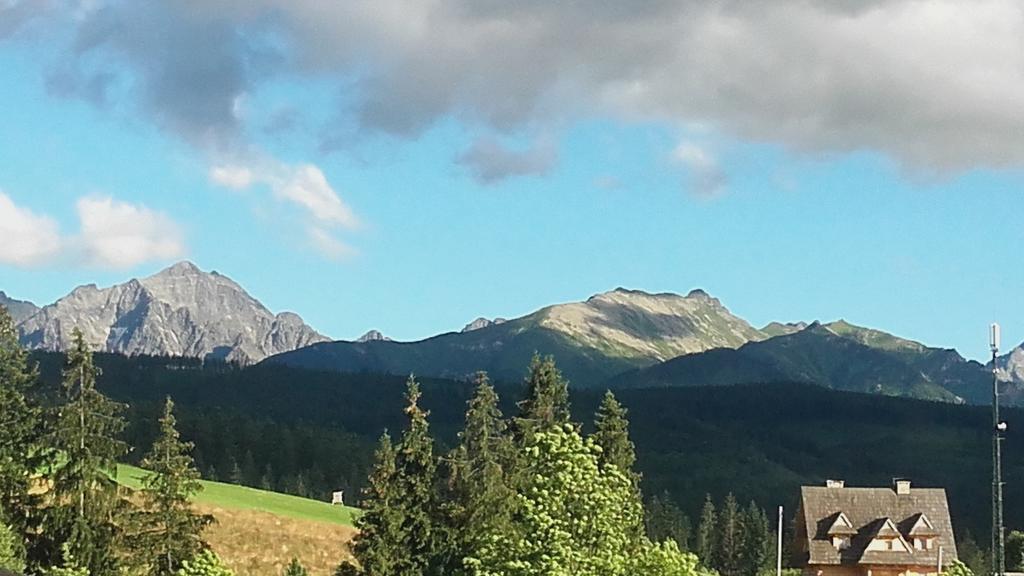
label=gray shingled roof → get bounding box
[799,485,958,566]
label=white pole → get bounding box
[778,506,784,576]
[938,546,943,576]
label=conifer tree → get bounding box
[389,376,442,576]
[514,355,570,436]
[0,522,25,573]
[446,373,515,572]
[344,432,401,576]
[0,306,44,540]
[645,491,691,551]
[176,549,233,576]
[592,390,639,486]
[137,397,212,576]
[740,501,772,576]
[717,493,743,576]
[696,495,717,567]
[42,328,131,576]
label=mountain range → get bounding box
[9,262,326,364]
[5,261,1024,404]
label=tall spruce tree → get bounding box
[0,306,44,554]
[592,390,639,487]
[446,373,514,572]
[515,355,570,436]
[696,495,717,567]
[645,491,691,552]
[343,432,401,576]
[740,501,772,576]
[716,493,743,576]
[137,397,212,576]
[42,328,131,576]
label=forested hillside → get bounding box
[30,352,1023,541]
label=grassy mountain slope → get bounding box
[265,288,766,385]
[609,322,991,403]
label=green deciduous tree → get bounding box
[943,559,975,576]
[176,549,233,576]
[465,423,644,576]
[45,544,89,576]
[1006,530,1024,572]
[629,540,718,576]
[137,397,213,576]
[0,306,45,542]
[0,522,25,573]
[41,328,132,576]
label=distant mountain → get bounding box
[997,344,1024,387]
[609,321,997,404]
[0,291,39,324]
[356,330,392,343]
[17,261,327,364]
[462,317,507,332]
[760,321,808,338]
[266,287,768,384]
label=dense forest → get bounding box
[27,350,1023,543]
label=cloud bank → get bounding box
[9,0,1019,176]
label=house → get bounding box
[794,479,957,576]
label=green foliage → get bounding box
[593,390,639,487]
[466,424,644,576]
[0,522,25,573]
[1006,530,1024,572]
[629,540,717,576]
[137,397,213,576]
[942,559,975,576]
[515,355,571,436]
[345,433,400,575]
[445,373,516,573]
[176,549,234,576]
[716,493,743,576]
[41,329,133,576]
[45,544,89,576]
[957,530,989,576]
[740,501,772,576]
[282,557,309,576]
[0,306,44,540]
[645,492,691,552]
[696,495,716,567]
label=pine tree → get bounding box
[282,557,309,576]
[137,397,212,576]
[645,491,691,551]
[0,306,45,541]
[514,355,571,437]
[0,522,25,573]
[176,549,233,576]
[592,390,639,486]
[344,433,401,575]
[446,373,515,572]
[740,501,771,576]
[389,376,442,575]
[45,544,89,576]
[696,495,717,567]
[717,493,743,576]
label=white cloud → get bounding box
[672,142,726,198]
[0,191,62,267]
[209,159,360,258]
[209,165,254,190]
[76,196,186,268]
[457,137,558,185]
[38,0,1024,174]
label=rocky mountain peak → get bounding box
[16,263,328,364]
[462,317,507,332]
[357,330,392,343]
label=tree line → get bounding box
[334,355,778,575]
[0,307,229,576]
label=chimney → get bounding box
[894,478,911,495]
[826,479,845,489]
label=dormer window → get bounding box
[866,518,912,553]
[905,514,939,552]
[826,512,857,551]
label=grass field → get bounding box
[116,464,359,575]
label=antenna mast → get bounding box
[991,323,1006,576]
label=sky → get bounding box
[1,0,1023,361]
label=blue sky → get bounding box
[2,1,1023,361]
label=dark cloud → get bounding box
[457,137,558,185]
[25,0,1024,173]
